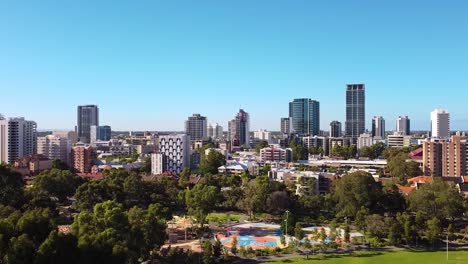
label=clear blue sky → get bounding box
[1,0,467,131]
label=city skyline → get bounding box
[1,1,468,131]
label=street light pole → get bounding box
[447,234,449,261]
[285,210,290,236]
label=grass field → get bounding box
[265,250,468,264]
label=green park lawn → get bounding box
[265,250,468,264]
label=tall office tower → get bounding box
[280,117,291,135]
[372,116,385,139]
[228,109,250,148]
[254,129,272,143]
[396,116,411,136]
[329,121,342,138]
[185,114,207,141]
[431,109,450,139]
[289,98,320,136]
[77,105,99,143]
[90,125,112,143]
[345,84,366,144]
[71,143,96,173]
[0,116,37,164]
[37,135,70,164]
[208,123,223,140]
[152,134,191,175]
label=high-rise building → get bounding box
[77,105,99,143]
[345,84,366,144]
[423,136,467,177]
[90,125,112,143]
[208,123,223,140]
[280,118,291,135]
[357,133,374,150]
[152,134,191,175]
[431,109,450,139]
[228,109,250,148]
[0,116,37,164]
[329,121,342,138]
[37,135,70,164]
[53,131,78,145]
[396,116,411,136]
[254,129,271,143]
[289,98,320,136]
[372,116,385,139]
[71,143,96,173]
[185,114,207,141]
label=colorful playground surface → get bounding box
[217,223,364,249]
[217,223,284,249]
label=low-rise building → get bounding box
[260,146,292,163]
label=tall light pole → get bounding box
[285,210,290,236]
[446,234,449,261]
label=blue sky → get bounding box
[1,0,467,131]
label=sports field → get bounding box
[265,250,468,264]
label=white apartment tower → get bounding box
[37,135,71,164]
[151,134,191,175]
[431,109,450,139]
[254,129,271,143]
[0,116,37,164]
[208,123,223,140]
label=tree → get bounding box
[231,236,238,254]
[344,225,351,243]
[332,171,383,218]
[0,165,24,208]
[408,178,465,222]
[355,207,369,232]
[238,176,269,219]
[255,140,270,153]
[4,234,36,264]
[51,159,69,171]
[185,184,219,225]
[36,231,80,264]
[290,140,307,161]
[202,241,214,264]
[425,217,440,248]
[200,150,226,175]
[387,153,421,183]
[366,214,387,239]
[359,142,386,159]
[447,224,455,241]
[295,222,304,240]
[16,208,55,245]
[71,200,168,263]
[266,191,291,215]
[32,169,85,202]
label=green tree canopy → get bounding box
[332,171,383,218]
[32,169,86,202]
[0,165,24,208]
[408,178,465,222]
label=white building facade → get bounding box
[0,117,37,164]
[151,134,191,175]
[37,135,70,164]
[431,109,450,139]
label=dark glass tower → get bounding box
[77,105,99,143]
[289,98,320,136]
[345,84,365,143]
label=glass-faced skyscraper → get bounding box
[289,98,320,136]
[228,109,250,148]
[345,84,365,143]
[77,105,99,143]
